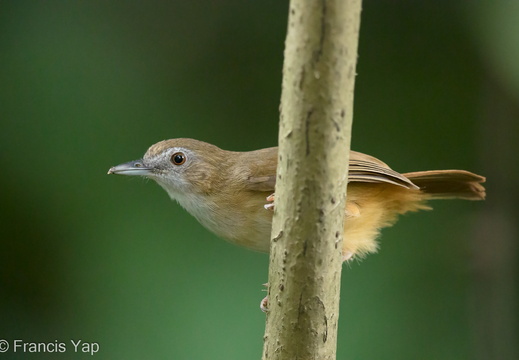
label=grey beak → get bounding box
[107,160,153,176]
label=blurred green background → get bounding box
[1,1,518,359]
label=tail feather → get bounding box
[404,170,486,200]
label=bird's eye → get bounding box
[171,152,186,165]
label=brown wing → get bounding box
[349,151,418,189]
[247,174,277,192]
[239,147,279,192]
[244,148,418,192]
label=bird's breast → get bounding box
[165,188,273,252]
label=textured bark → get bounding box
[262,1,362,359]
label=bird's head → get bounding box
[108,138,226,196]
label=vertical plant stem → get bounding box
[262,0,362,359]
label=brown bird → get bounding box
[108,138,486,260]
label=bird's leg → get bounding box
[261,195,274,311]
[260,283,269,312]
[345,201,360,218]
[261,195,356,310]
[264,194,275,211]
[342,251,354,261]
[265,194,358,262]
[341,201,360,261]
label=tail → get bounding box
[403,170,486,200]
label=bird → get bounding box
[108,138,486,260]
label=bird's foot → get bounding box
[264,194,275,211]
[260,283,269,312]
[260,296,269,312]
[342,251,354,262]
[345,201,361,217]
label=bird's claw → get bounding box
[264,194,275,211]
[260,283,269,312]
[260,296,269,312]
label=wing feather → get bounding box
[243,148,417,192]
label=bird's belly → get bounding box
[170,184,427,259]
